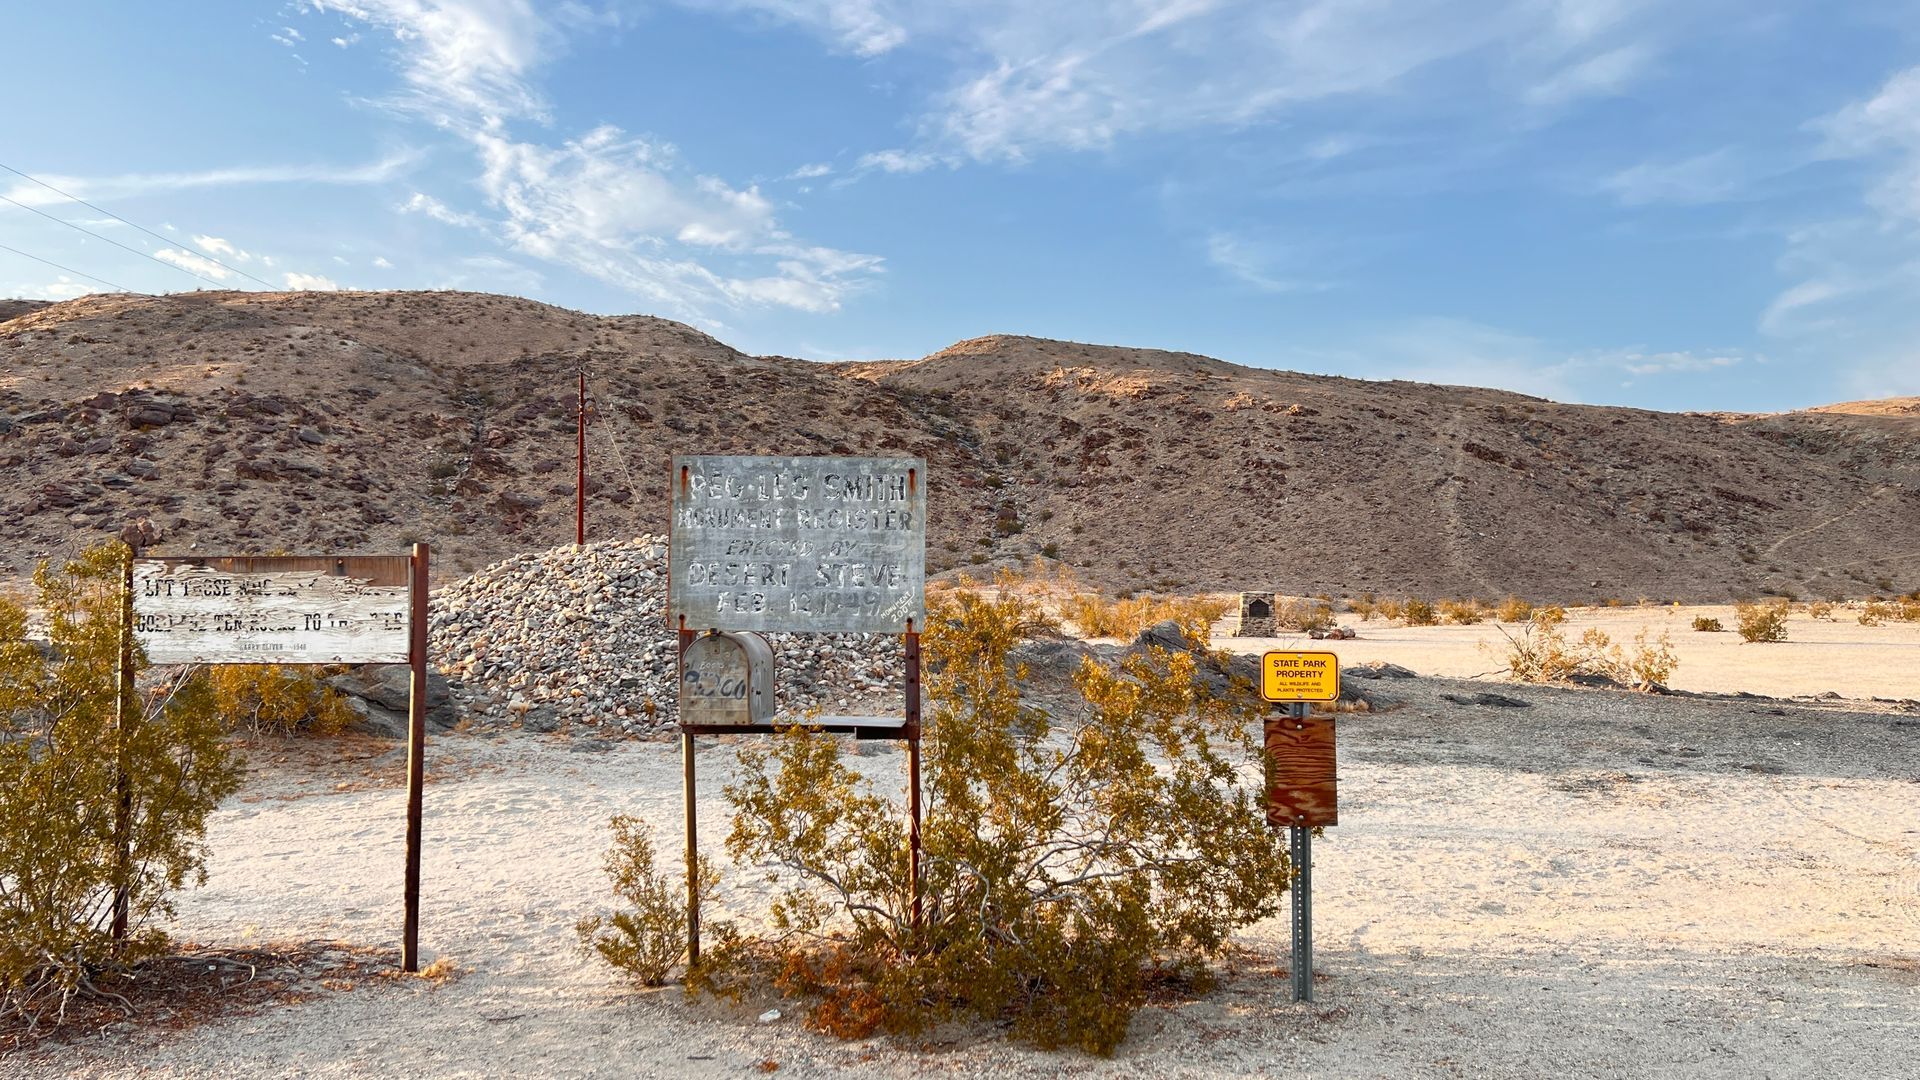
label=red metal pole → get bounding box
[403,542,429,972]
[905,627,922,931]
[575,371,587,548]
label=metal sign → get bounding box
[133,556,412,664]
[1260,650,1340,702]
[669,455,926,634]
[679,632,775,727]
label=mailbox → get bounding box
[679,631,775,727]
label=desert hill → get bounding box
[3,290,1917,602]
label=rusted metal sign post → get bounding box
[669,455,927,964]
[1261,650,1340,1003]
[130,548,433,972]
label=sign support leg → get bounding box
[111,545,137,952]
[1288,704,1312,1003]
[904,629,923,932]
[403,542,429,973]
[679,623,700,967]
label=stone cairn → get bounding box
[429,537,903,737]
[1234,592,1278,637]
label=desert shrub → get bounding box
[202,664,355,736]
[1272,597,1335,632]
[1535,605,1568,625]
[1374,598,1404,622]
[1401,598,1437,626]
[1491,613,1677,690]
[1494,596,1534,623]
[576,815,700,987]
[1735,600,1790,643]
[1,543,243,1027]
[1691,616,1723,632]
[1437,599,1485,625]
[714,587,1289,1055]
[1349,593,1378,621]
[1806,601,1834,621]
[1057,593,1228,640]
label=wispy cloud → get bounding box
[1204,231,1328,294]
[154,248,234,281]
[310,0,883,317]
[785,162,834,180]
[1522,43,1652,108]
[0,153,418,208]
[192,234,251,261]
[283,271,342,290]
[1599,149,1746,206]
[855,149,939,174]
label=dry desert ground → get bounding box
[11,635,1918,1079]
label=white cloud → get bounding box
[1204,231,1327,294]
[1759,278,1844,337]
[192,235,251,261]
[1522,43,1652,108]
[154,248,233,281]
[283,272,341,290]
[25,276,96,300]
[0,153,417,208]
[785,162,834,180]
[372,255,394,268]
[1818,66,1920,223]
[856,148,938,174]
[686,0,906,56]
[1587,349,1746,377]
[1599,149,1745,206]
[313,2,884,316]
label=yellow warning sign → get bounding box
[1260,651,1340,702]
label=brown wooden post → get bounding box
[402,542,429,972]
[575,370,588,548]
[905,625,922,931]
[110,545,137,950]
[678,618,699,965]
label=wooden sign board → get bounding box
[1265,714,1337,827]
[133,556,413,664]
[1261,650,1340,702]
[669,455,926,634]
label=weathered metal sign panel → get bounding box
[133,556,413,664]
[669,455,926,634]
[679,632,776,726]
[1265,714,1338,827]
[1261,650,1341,702]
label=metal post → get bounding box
[110,545,137,951]
[1288,701,1313,1003]
[575,371,588,548]
[904,627,923,931]
[402,542,429,972]
[679,620,699,965]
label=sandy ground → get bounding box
[12,673,1919,1079]
[1221,604,1920,701]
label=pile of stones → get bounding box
[428,537,904,737]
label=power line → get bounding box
[0,191,233,290]
[0,241,134,293]
[0,160,280,290]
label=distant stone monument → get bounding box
[1237,592,1278,637]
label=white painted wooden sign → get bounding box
[133,559,412,664]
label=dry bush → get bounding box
[1735,600,1790,643]
[202,665,354,737]
[1374,598,1404,622]
[1691,616,1723,632]
[1057,593,1228,640]
[711,588,1288,1055]
[1,543,243,1028]
[1349,593,1378,621]
[1535,605,1568,626]
[1491,613,1677,690]
[1437,599,1485,625]
[1858,597,1920,626]
[1806,601,1835,621]
[577,815,699,987]
[1494,596,1534,623]
[1401,598,1437,626]
[1272,597,1335,632]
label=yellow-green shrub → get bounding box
[577,815,700,987]
[1402,598,1437,626]
[1494,596,1534,623]
[204,664,355,736]
[1438,599,1485,625]
[1735,600,1789,643]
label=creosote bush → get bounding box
[1,542,242,1027]
[1437,599,1485,625]
[1056,592,1229,640]
[203,664,354,737]
[1401,598,1437,626]
[577,815,703,987]
[709,580,1290,1054]
[1691,616,1724,633]
[1494,596,1534,623]
[1491,612,1677,691]
[1272,596,1334,632]
[1735,600,1790,643]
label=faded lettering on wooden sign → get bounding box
[669,455,926,634]
[133,557,412,664]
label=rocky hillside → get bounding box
[3,290,1917,602]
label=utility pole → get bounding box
[575,369,590,548]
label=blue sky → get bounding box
[4,1,1919,411]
